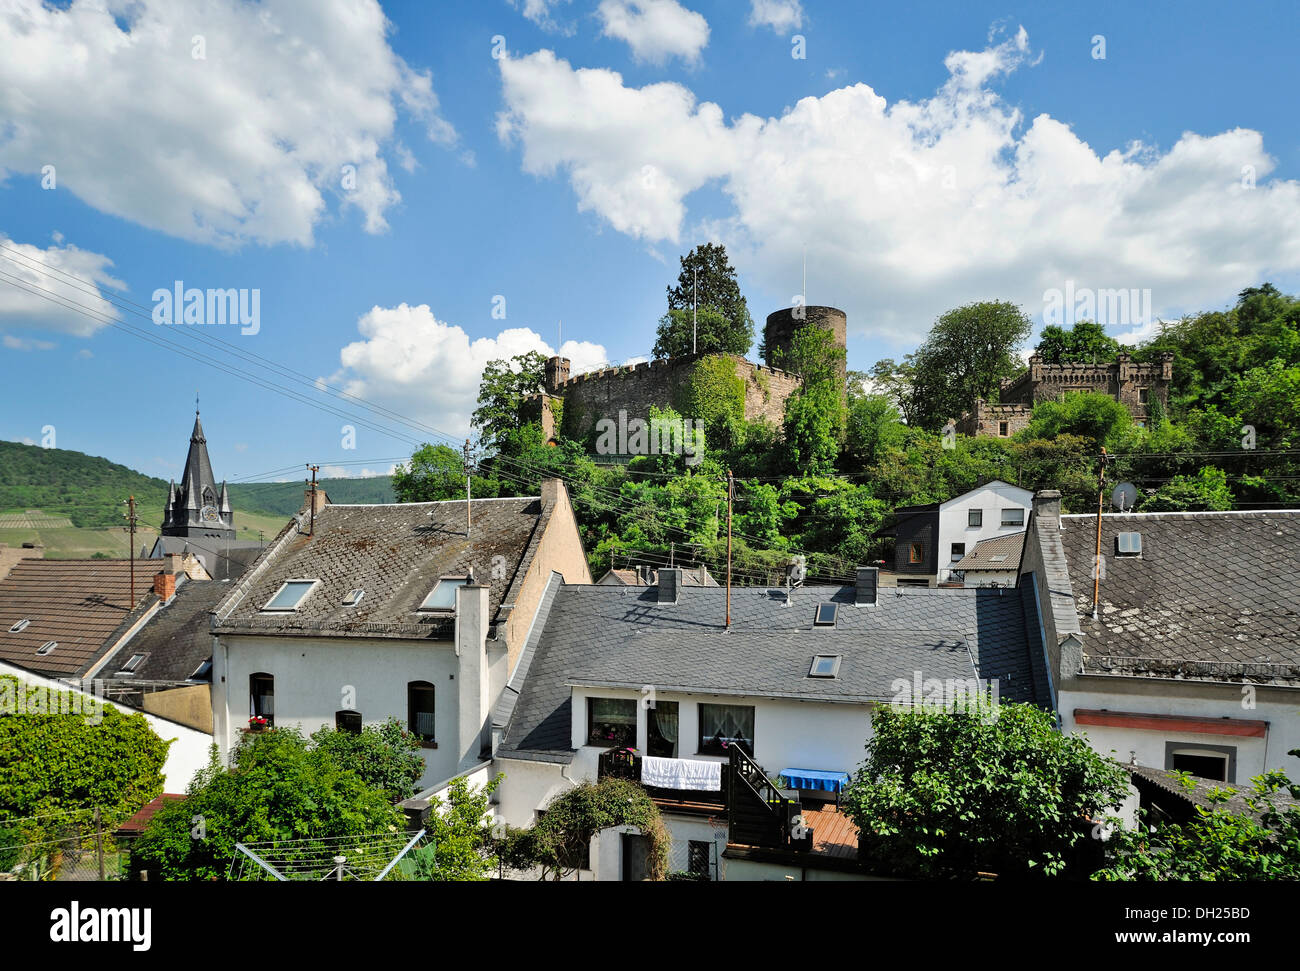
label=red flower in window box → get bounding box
[248,715,268,731]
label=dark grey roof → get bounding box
[1127,763,1299,821]
[1060,511,1300,682]
[110,577,233,682]
[599,565,718,586]
[953,531,1025,572]
[497,582,1048,763]
[213,497,549,638]
[150,536,264,581]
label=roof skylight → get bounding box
[809,654,841,678]
[420,577,467,611]
[8,619,30,633]
[813,603,838,627]
[36,641,56,655]
[262,579,319,612]
[343,588,365,607]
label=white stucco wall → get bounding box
[1060,681,1300,783]
[0,661,212,792]
[569,686,874,779]
[213,632,461,790]
[937,481,1032,581]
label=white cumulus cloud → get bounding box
[323,303,608,440]
[497,28,1300,343]
[0,0,455,248]
[597,0,709,66]
[0,234,124,337]
[748,0,803,34]
[508,0,575,34]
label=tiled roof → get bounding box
[1059,510,1300,681]
[1126,763,1299,821]
[213,497,550,638]
[116,794,185,834]
[953,531,1025,572]
[0,559,157,677]
[150,536,265,581]
[498,582,1047,763]
[111,577,235,682]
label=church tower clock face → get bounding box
[200,504,220,523]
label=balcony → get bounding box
[597,748,729,813]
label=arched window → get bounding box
[335,710,362,734]
[408,681,436,744]
[249,673,274,728]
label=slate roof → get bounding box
[213,497,551,638]
[0,559,157,677]
[953,531,1025,572]
[110,576,235,682]
[1059,510,1300,682]
[599,565,718,586]
[1127,763,1299,822]
[498,582,1048,764]
[150,536,264,581]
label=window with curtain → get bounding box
[698,703,754,756]
[249,672,274,727]
[647,701,679,758]
[408,681,436,743]
[587,697,637,747]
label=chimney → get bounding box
[658,567,682,604]
[303,487,330,515]
[540,477,564,508]
[855,566,878,605]
[153,571,176,600]
[163,552,185,575]
[1033,489,1062,526]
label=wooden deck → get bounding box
[801,804,860,859]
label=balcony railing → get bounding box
[727,745,806,851]
[597,748,729,809]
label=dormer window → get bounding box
[8,619,30,633]
[261,579,319,612]
[419,577,467,611]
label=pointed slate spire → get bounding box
[219,480,231,514]
[162,406,235,539]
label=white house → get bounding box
[1019,494,1300,786]
[878,480,1032,586]
[209,480,591,791]
[492,565,1052,880]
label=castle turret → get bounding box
[544,356,570,394]
[764,305,848,390]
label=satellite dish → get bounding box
[1111,481,1138,512]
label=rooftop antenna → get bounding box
[463,439,473,538]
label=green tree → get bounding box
[403,774,501,881]
[497,777,668,881]
[393,444,467,503]
[1035,321,1122,365]
[844,702,1130,879]
[132,730,406,880]
[906,301,1033,430]
[1019,391,1136,450]
[653,306,749,359]
[1096,763,1300,881]
[471,351,549,454]
[309,718,425,800]
[660,243,753,358]
[1143,466,1234,511]
[0,676,170,827]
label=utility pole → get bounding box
[306,464,319,536]
[692,267,698,355]
[725,469,733,629]
[464,439,473,538]
[95,808,105,881]
[669,541,674,568]
[124,496,137,605]
[1091,447,1108,619]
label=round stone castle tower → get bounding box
[764,305,847,387]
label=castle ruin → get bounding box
[956,351,1174,438]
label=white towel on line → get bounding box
[641,756,722,791]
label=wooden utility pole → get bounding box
[124,496,137,605]
[306,464,319,536]
[94,808,105,881]
[1091,447,1108,619]
[725,469,733,629]
[464,439,473,538]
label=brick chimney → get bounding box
[153,571,176,600]
[1033,489,1062,526]
[163,552,185,575]
[303,487,330,515]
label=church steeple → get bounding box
[161,406,235,540]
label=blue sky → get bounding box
[1,0,1298,484]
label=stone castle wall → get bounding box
[537,353,804,442]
